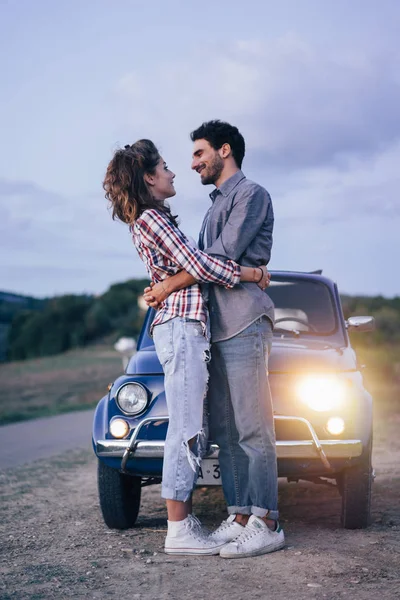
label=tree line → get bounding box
[2,279,149,361]
[341,295,400,345]
[1,283,399,362]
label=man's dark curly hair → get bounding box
[190,120,245,168]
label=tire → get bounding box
[339,440,372,529]
[97,460,141,529]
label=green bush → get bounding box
[342,294,400,346]
[5,279,150,361]
[5,282,398,362]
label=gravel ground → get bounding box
[0,396,399,600]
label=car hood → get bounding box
[128,337,357,375]
[268,338,356,372]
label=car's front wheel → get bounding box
[338,441,373,529]
[97,461,141,529]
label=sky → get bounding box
[1,0,399,298]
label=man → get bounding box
[144,120,284,558]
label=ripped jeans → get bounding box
[153,317,210,502]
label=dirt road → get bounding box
[1,386,399,600]
[0,410,94,469]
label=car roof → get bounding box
[269,270,337,289]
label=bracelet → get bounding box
[161,281,168,294]
[256,267,264,283]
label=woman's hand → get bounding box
[257,266,271,290]
[143,280,171,308]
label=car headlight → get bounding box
[326,417,345,435]
[296,376,347,412]
[109,418,130,439]
[116,383,148,415]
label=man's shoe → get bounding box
[208,514,245,544]
[219,515,285,559]
[165,516,226,555]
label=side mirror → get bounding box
[346,316,375,333]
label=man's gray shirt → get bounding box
[198,170,275,343]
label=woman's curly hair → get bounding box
[103,139,178,226]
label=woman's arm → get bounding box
[136,209,242,288]
[143,265,270,308]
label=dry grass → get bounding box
[0,345,123,425]
[1,339,398,427]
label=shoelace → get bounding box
[185,518,210,543]
[189,515,202,528]
[234,523,269,544]
[210,519,230,536]
[189,515,211,537]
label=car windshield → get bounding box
[267,278,337,336]
[139,276,339,349]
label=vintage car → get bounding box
[92,271,374,530]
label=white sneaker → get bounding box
[165,516,226,555]
[188,514,211,537]
[219,515,285,559]
[208,514,245,544]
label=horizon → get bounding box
[1,275,399,303]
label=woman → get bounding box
[103,139,268,555]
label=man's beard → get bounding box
[200,154,224,185]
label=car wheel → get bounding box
[97,460,141,529]
[338,439,372,529]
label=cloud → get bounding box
[108,46,400,300]
[0,179,149,296]
[266,140,400,229]
[2,33,400,298]
[115,36,400,170]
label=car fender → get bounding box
[92,394,109,452]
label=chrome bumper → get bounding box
[96,415,363,472]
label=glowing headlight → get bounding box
[109,418,130,439]
[116,383,148,415]
[326,417,345,435]
[296,376,347,412]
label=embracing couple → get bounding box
[103,120,284,559]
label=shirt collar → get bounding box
[209,170,245,203]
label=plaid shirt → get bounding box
[132,209,241,332]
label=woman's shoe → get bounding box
[165,516,226,555]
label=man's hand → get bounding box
[143,280,171,309]
[257,266,271,291]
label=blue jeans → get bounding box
[208,316,278,520]
[153,317,210,502]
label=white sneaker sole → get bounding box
[164,544,224,556]
[220,538,285,559]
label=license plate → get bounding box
[197,459,221,485]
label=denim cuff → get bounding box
[227,505,252,515]
[161,486,192,502]
[252,506,279,520]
